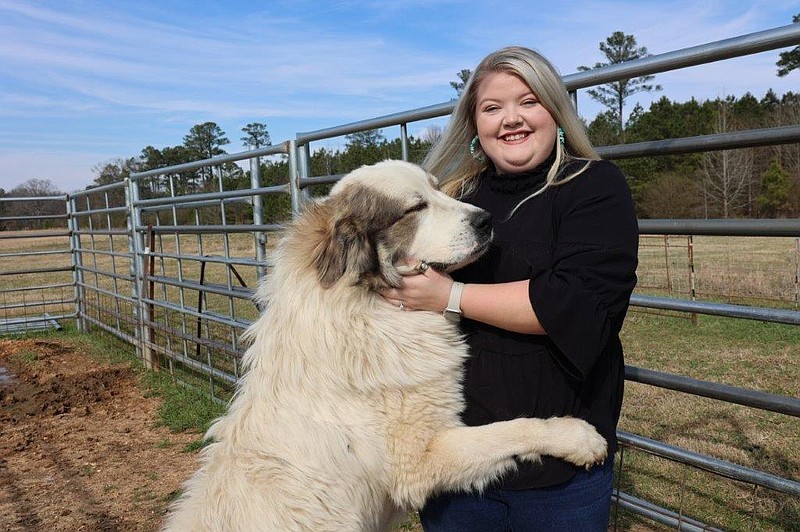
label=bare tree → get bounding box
[420,125,444,146]
[3,179,65,230]
[701,100,753,218]
[637,173,702,218]
[769,93,800,185]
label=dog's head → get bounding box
[309,160,492,290]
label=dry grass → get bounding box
[638,235,799,306]
[0,231,75,322]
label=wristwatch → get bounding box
[443,282,465,323]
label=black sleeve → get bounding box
[528,161,638,381]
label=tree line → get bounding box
[580,23,799,219]
[589,91,800,218]
[2,23,797,229]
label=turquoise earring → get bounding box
[470,135,484,160]
[557,127,565,146]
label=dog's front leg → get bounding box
[390,417,606,509]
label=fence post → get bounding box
[795,237,799,309]
[250,155,267,281]
[66,195,86,332]
[663,235,672,295]
[400,123,409,161]
[124,180,142,360]
[127,178,153,369]
[288,139,303,216]
[688,235,697,325]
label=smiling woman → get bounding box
[474,71,558,174]
[393,46,639,532]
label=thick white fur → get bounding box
[162,160,607,532]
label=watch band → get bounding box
[444,281,465,320]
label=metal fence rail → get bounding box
[1,22,798,531]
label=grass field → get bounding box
[3,230,797,315]
[638,234,799,306]
[618,312,799,530]
[1,228,798,529]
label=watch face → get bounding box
[443,310,461,323]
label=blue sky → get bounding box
[1,0,798,193]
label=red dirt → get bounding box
[0,338,199,532]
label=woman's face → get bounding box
[474,71,557,174]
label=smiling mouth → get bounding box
[501,132,529,142]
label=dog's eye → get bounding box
[403,202,427,216]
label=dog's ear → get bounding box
[311,194,380,289]
[310,184,409,289]
[315,215,379,288]
[375,244,402,289]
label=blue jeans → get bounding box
[419,457,614,532]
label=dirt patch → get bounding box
[0,338,200,532]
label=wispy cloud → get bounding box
[0,0,797,192]
[1,1,454,96]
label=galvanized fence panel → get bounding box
[69,180,139,346]
[128,143,289,398]
[1,22,798,531]
[0,196,75,334]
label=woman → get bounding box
[382,46,639,530]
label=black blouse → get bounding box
[453,158,639,489]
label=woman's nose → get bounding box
[503,106,521,126]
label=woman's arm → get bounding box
[383,268,545,335]
[460,280,545,334]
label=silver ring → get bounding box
[398,301,405,310]
[417,260,429,273]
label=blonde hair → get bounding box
[423,46,599,212]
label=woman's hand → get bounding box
[380,260,545,335]
[380,259,453,312]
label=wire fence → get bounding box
[0,22,798,531]
[636,234,800,325]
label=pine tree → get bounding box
[450,69,471,97]
[578,31,662,138]
[757,159,792,216]
[776,14,800,77]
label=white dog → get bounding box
[162,160,607,532]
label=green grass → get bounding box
[10,321,137,366]
[622,311,800,392]
[142,370,226,436]
[618,311,800,531]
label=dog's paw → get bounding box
[544,417,607,469]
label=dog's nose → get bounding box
[471,209,492,232]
